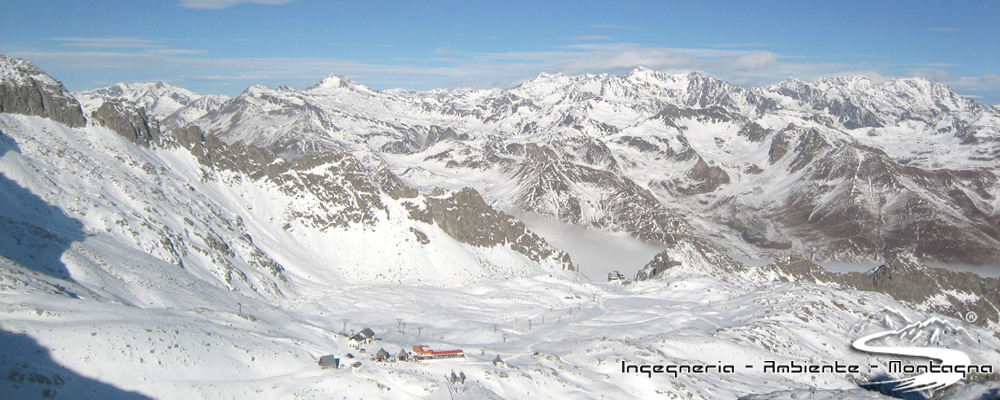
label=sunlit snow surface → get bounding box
[5,253,999,399]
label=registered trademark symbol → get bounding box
[965,311,978,323]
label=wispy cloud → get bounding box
[732,51,777,70]
[178,0,294,10]
[145,48,208,56]
[44,37,209,57]
[435,47,461,55]
[564,35,614,41]
[46,37,157,49]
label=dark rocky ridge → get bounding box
[0,55,85,128]
[89,100,162,147]
[423,188,574,269]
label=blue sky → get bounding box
[2,0,998,103]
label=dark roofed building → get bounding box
[318,355,339,369]
[350,327,377,345]
[375,348,390,362]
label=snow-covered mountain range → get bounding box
[169,66,1000,266]
[1,54,998,399]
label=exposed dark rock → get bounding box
[425,188,574,269]
[0,55,85,127]
[773,253,1000,328]
[509,145,690,245]
[89,100,161,147]
[409,227,430,244]
[374,168,418,200]
[423,125,458,150]
[175,125,572,271]
[726,214,792,250]
[634,251,681,281]
[674,157,730,195]
[768,126,792,164]
[738,121,771,142]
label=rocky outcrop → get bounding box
[674,157,730,195]
[89,100,162,147]
[0,55,85,127]
[426,187,574,270]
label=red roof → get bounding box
[412,345,464,355]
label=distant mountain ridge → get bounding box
[138,65,1000,266]
[5,54,999,267]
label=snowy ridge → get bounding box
[0,56,59,87]
[74,82,231,130]
[75,82,201,118]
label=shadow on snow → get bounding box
[0,330,153,399]
[0,131,85,282]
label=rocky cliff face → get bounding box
[423,187,574,269]
[0,55,85,127]
[88,100,162,147]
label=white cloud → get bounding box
[732,51,777,70]
[178,0,294,10]
[904,69,1000,94]
[435,47,461,55]
[46,37,156,49]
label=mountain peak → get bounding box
[310,74,371,92]
[813,75,875,92]
[0,54,86,127]
[0,55,58,87]
[317,74,350,88]
[624,66,668,82]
